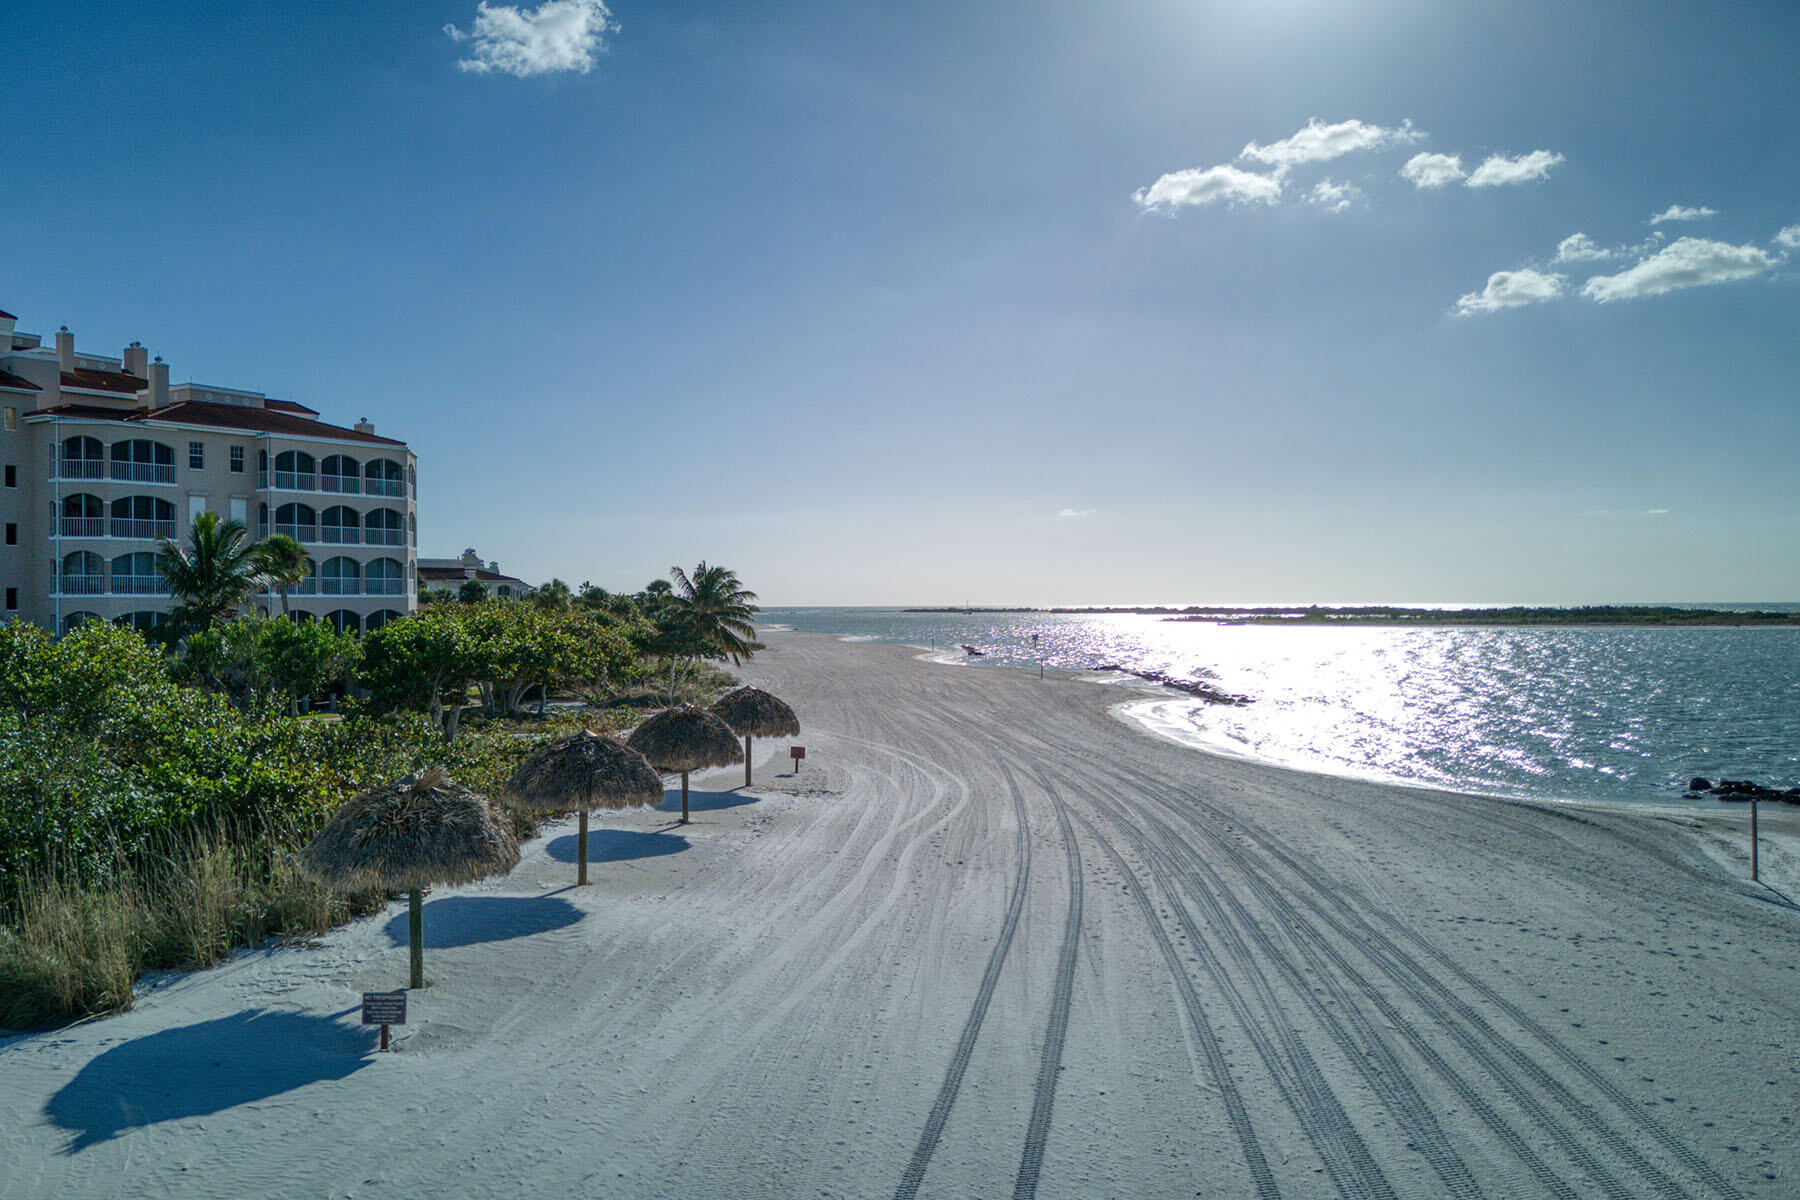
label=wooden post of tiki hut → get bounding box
[297,766,519,990]
[499,729,662,885]
[626,703,743,825]
[710,686,801,788]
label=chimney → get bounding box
[0,312,15,353]
[122,341,149,379]
[56,326,75,372]
[149,356,170,409]
[354,417,375,435]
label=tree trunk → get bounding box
[681,770,690,824]
[577,808,589,885]
[443,704,463,741]
[408,888,424,988]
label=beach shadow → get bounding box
[45,1009,370,1153]
[655,786,758,815]
[546,829,689,865]
[383,895,583,950]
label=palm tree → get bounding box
[254,533,310,616]
[157,511,267,634]
[662,563,761,700]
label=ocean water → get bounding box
[760,606,1800,809]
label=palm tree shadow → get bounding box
[383,895,583,949]
[655,786,758,816]
[546,829,689,864]
[45,1009,371,1154]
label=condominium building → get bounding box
[418,549,533,600]
[0,307,419,634]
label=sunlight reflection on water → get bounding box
[763,608,1800,806]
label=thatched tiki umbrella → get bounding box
[298,766,519,989]
[499,730,662,885]
[711,686,800,788]
[625,703,743,824]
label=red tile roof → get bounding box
[419,567,527,584]
[0,368,42,392]
[264,398,320,415]
[29,399,408,447]
[61,367,147,395]
[0,309,17,320]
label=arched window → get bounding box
[109,496,174,539]
[62,611,101,635]
[365,458,404,498]
[320,455,361,494]
[60,551,104,595]
[257,502,268,536]
[114,611,168,634]
[365,508,404,546]
[366,558,405,596]
[325,609,362,634]
[272,450,316,490]
[406,512,416,546]
[275,502,316,542]
[319,505,361,545]
[365,609,404,633]
[59,436,105,479]
[59,493,104,537]
[110,439,175,483]
[110,552,163,595]
[497,586,512,599]
[319,556,360,596]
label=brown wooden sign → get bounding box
[790,746,805,768]
[362,991,407,1026]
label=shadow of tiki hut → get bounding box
[710,686,800,787]
[500,730,663,886]
[625,703,743,824]
[298,766,519,989]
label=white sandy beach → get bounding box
[3,630,1798,1199]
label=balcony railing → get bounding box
[261,580,319,597]
[59,518,106,537]
[111,519,176,540]
[319,527,361,545]
[57,575,106,595]
[319,474,361,495]
[365,578,406,595]
[54,459,107,480]
[364,529,405,546]
[364,478,405,498]
[109,462,176,484]
[273,470,316,491]
[319,578,361,595]
[111,577,170,596]
[274,523,315,542]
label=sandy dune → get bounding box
[4,632,1798,1198]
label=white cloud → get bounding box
[1455,268,1566,315]
[1466,149,1564,187]
[1307,179,1359,212]
[1773,224,1800,249]
[1133,164,1283,210]
[445,0,615,77]
[1582,237,1778,303]
[1649,204,1717,224]
[1399,152,1465,188]
[1057,508,1096,519]
[1239,117,1420,173]
[1554,232,1612,262]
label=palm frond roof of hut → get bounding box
[500,730,663,814]
[297,765,519,893]
[625,703,744,772]
[710,686,801,738]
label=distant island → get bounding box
[902,605,1800,626]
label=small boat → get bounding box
[960,644,985,656]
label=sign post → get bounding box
[1752,800,1760,882]
[790,745,806,772]
[363,990,407,1052]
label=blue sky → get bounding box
[4,0,1797,604]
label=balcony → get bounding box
[319,527,362,546]
[259,470,319,491]
[364,478,405,498]
[111,577,170,596]
[58,518,106,538]
[54,459,107,481]
[109,462,177,485]
[273,523,314,542]
[364,529,405,546]
[366,578,406,595]
[57,575,106,596]
[319,474,361,495]
[261,580,319,597]
[111,519,176,540]
[319,578,360,596]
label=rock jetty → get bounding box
[1684,777,1800,803]
[1093,663,1252,705]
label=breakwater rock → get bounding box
[1684,777,1800,803]
[1093,663,1252,705]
